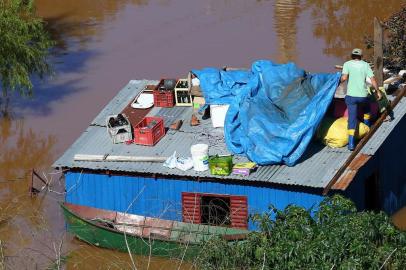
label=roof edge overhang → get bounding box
[330,153,371,191]
[59,166,325,195]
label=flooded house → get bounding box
[53,78,406,231]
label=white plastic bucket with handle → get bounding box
[190,144,209,171]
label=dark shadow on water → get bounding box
[44,13,75,52]
[3,47,99,118]
[0,6,105,118]
[44,14,100,52]
[9,80,83,118]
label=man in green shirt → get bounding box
[340,48,382,150]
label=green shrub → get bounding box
[0,0,53,96]
[196,195,406,270]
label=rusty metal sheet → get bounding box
[114,213,146,236]
[121,84,157,126]
[115,212,145,225]
[65,202,116,221]
[142,217,173,239]
[331,171,358,191]
[114,224,143,236]
[332,154,371,190]
[121,101,152,127]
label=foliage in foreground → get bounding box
[196,195,406,270]
[0,0,53,96]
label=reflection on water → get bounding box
[67,244,194,269]
[36,0,149,48]
[304,0,406,59]
[0,116,56,181]
[0,116,64,269]
[274,0,301,63]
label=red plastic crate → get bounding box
[153,90,174,107]
[133,117,165,146]
[153,79,175,107]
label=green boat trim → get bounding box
[61,202,249,260]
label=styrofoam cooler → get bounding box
[210,105,229,128]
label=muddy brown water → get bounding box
[1,0,405,269]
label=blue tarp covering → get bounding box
[192,60,340,166]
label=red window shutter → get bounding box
[182,192,201,224]
[230,196,248,229]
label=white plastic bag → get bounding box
[164,151,193,171]
[176,157,194,171]
[163,151,177,169]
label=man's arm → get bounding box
[366,63,382,100]
[369,76,382,100]
[340,74,348,83]
[341,62,349,83]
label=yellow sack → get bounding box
[317,117,370,148]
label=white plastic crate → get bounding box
[106,114,132,144]
[175,79,192,106]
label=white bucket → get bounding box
[210,105,229,128]
[190,144,209,171]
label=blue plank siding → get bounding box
[65,172,324,230]
[378,115,406,214]
[344,115,406,214]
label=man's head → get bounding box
[351,48,362,60]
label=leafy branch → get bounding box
[0,0,54,97]
[196,195,406,270]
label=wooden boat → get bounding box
[61,203,249,260]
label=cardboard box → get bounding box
[232,162,256,176]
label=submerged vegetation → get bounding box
[0,0,53,97]
[196,195,406,270]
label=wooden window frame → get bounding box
[181,192,248,229]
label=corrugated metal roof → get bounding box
[53,80,406,189]
[361,97,406,155]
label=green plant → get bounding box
[383,6,406,69]
[364,6,406,70]
[196,195,406,269]
[0,0,54,97]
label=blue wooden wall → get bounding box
[63,116,406,230]
[377,115,406,214]
[65,172,324,230]
[344,115,406,215]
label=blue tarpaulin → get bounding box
[192,60,340,166]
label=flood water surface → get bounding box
[1,0,405,269]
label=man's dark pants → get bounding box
[345,95,371,131]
